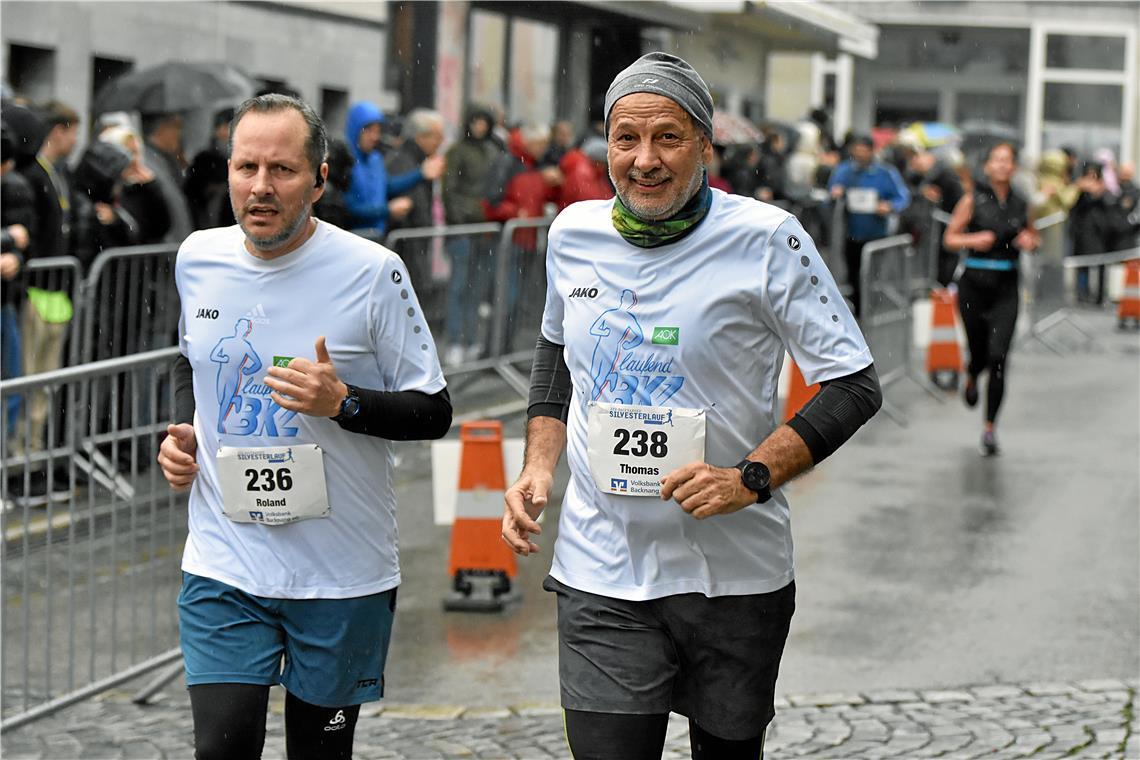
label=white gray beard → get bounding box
[613,162,706,222]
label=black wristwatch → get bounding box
[332,384,361,422]
[735,459,772,504]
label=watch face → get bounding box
[743,462,771,492]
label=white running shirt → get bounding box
[176,221,445,599]
[542,190,872,600]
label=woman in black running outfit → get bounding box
[943,143,1039,456]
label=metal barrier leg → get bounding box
[131,658,185,705]
[1027,309,1098,354]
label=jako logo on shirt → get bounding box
[651,327,679,345]
[195,307,219,320]
[569,287,599,299]
[244,303,270,325]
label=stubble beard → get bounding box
[236,200,313,252]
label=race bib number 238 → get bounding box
[587,402,705,497]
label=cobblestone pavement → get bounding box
[2,678,1135,759]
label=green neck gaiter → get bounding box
[611,174,712,249]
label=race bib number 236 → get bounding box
[216,444,330,525]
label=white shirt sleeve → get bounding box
[540,224,565,344]
[369,252,447,394]
[761,215,872,385]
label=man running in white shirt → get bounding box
[158,94,451,760]
[502,53,882,760]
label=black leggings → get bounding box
[189,684,360,760]
[957,269,1019,423]
[564,709,766,760]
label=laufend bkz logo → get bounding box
[651,327,679,345]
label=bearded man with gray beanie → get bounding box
[502,52,882,760]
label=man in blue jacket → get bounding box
[828,135,909,317]
[344,102,444,233]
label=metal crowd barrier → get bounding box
[860,234,940,425]
[80,244,181,364]
[384,222,503,360]
[1,347,188,731]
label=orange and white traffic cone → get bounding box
[783,361,820,422]
[444,421,518,612]
[926,288,963,390]
[1117,259,1140,330]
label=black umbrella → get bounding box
[94,61,256,115]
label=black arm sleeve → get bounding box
[172,352,452,440]
[527,335,573,423]
[335,387,452,441]
[173,353,195,425]
[785,362,882,464]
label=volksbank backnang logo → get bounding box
[651,327,679,345]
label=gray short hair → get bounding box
[230,93,328,174]
[406,108,444,137]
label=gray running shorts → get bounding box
[543,575,795,741]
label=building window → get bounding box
[1045,35,1127,71]
[7,43,55,103]
[1035,29,1131,160]
[321,87,349,136]
[956,92,1021,129]
[1042,81,1124,156]
[874,89,938,127]
[91,55,133,121]
[507,17,558,126]
[468,10,507,116]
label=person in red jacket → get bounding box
[558,136,613,210]
[483,123,562,349]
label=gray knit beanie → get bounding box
[604,52,714,138]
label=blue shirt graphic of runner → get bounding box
[589,289,644,400]
[210,317,263,434]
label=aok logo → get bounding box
[569,287,599,299]
[651,327,679,345]
[196,307,219,319]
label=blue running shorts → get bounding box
[178,573,397,707]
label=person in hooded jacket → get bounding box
[343,101,444,234]
[440,106,501,365]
